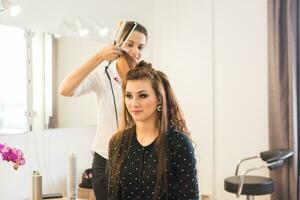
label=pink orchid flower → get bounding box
[0,143,25,170]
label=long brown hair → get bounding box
[108,62,189,199]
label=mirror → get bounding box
[46,21,147,129]
[47,36,107,128]
[45,33,150,128]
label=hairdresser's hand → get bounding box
[98,44,123,61]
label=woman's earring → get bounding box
[157,104,162,112]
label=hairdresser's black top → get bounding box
[108,129,199,200]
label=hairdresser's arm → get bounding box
[59,44,123,97]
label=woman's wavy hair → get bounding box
[107,61,189,199]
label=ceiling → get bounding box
[0,0,154,37]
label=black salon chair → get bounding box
[224,149,293,200]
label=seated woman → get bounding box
[107,62,199,200]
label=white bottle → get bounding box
[68,152,78,199]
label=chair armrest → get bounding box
[235,156,260,176]
[236,160,283,198]
[260,149,293,162]
[266,149,293,163]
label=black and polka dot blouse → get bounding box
[108,129,199,200]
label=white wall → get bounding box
[214,0,268,199]
[150,0,268,199]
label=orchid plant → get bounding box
[0,143,25,170]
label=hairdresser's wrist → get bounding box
[92,52,104,66]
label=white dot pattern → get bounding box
[109,130,199,199]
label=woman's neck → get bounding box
[135,119,158,146]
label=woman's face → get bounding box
[125,79,159,123]
[121,31,147,65]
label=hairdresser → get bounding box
[59,21,148,200]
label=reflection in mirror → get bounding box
[0,24,27,134]
[46,36,105,129]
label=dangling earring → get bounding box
[157,104,162,112]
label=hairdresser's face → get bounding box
[122,31,147,65]
[125,80,159,123]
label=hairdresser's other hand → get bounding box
[98,44,123,61]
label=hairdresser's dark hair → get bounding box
[107,61,189,199]
[121,21,148,42]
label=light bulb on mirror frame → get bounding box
[9,4,20,16]
[92,23,110,39]
[99,27,109,37]
[78,28,90,36]
[0,0,21,16]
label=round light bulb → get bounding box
[9,5,21,16]
[53,34,61,38]
[99,27,109,37]
[79,28,89,36]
